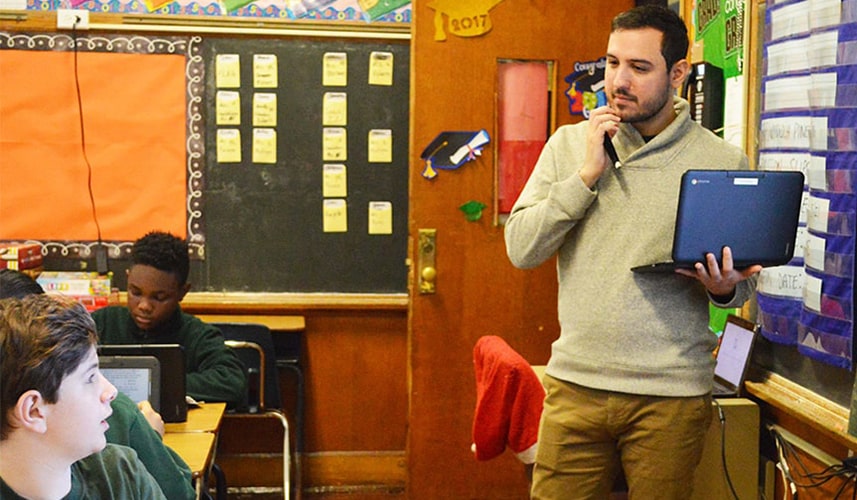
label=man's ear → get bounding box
[670,58,691,91]
[12,390,49,434]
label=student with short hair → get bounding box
[92,231,246,408]
[0,269,195,500]
[0,294,166,499]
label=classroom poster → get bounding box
[0,33,203,258]
[694,0,748,147]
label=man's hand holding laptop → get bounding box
[675,246,763,299]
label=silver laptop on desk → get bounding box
[712,315,758,398]
[98,344,187,422]
[99,355,161,409]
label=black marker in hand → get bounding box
[603,134,621,169]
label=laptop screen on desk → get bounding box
[99,355,161,408]
[98,344,187,423]
[714,316,757,389]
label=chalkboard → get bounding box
[2,31,409,294]
[198,36,410,293]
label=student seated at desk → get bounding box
[92,231,247,409]
[0,269,195,500]
[0,294,166,499]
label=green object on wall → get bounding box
[459,201,486,222]
[694,0,746,79]
[709,302,739,336]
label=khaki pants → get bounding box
[531,375,712,500]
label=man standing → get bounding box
[505,6,760,499]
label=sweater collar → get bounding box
[616,97,692,166]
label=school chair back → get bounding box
[216,322,294,499]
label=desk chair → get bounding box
[271,326,305,458]
[216,323,295,500]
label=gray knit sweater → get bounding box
[505,98,755,397]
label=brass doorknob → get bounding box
[421,266,437,283]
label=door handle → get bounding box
[418,229,437,294]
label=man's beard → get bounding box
[612,85,673,124]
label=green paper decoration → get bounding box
[459,201,486,222]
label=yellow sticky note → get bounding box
[368,129,392,163]
[323,52,348,87]
[252,128,277,164]
[215,54,240,88]
[322,164,347,198]
[368,201,393,235]
[323,127,348,161]
[322,92,348,126]
[323,199,348,233]
[253,54,278,88]
[216,129,241,163]
[368,51,394,86]
[216,91,241,125]
[253,93,277,127]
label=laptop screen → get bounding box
[98,344,187,423]
[714,317,757,387]
[99,355,161,408]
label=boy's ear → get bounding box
[13,390,49,434]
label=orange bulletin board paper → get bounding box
[0,49,187,243]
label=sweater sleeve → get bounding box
[505,126,597,269]
[75,444,168,499]
[105,393,195,500]
[182,317,248,409]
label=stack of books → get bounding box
[36,271,113,311]
[0,243,43,272]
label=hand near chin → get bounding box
[675,246,762,298]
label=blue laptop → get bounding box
[631,170,804,273]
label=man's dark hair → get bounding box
[0,269,45,299]
[612,5,689,72]
[131,231,190,286]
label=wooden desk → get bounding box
[164,432,217,499]
[165,402,226,434]
[195,314,305,332]
[164,431,216,476]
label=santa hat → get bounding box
[472,335,545,464]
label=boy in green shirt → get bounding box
[92,231,247,408]
[0,268,194,500]
[0,294,166,499]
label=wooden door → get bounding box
[408,1,633,498]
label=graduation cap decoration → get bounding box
[459,200,487,222]
[419,129,490,180]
